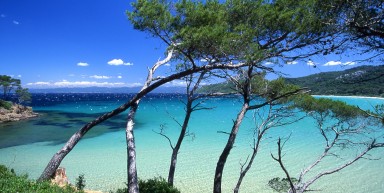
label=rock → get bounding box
[50,167,104,193]
[0,103,38,123]
[51,167,69,187]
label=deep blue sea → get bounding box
[0,93,383,192]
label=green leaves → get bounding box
[113,177,180,193]
[0,165,79,193]
[0,75,22,100]
[128,0,174,36]
[268,177,298,193]
[127,0,337,64]
[292,95,365,119]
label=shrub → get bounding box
[76,174,86,190]
[0,99,12,110]
[268,177,298,193]
[0,165,80,193]
[113,177,180,193]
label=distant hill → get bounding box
[198,65,384,97]
[197,82,237,94]
[285,65,384,97]
[28,86,186,94]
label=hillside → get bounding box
[198,65,384,97]
[285,65,384,97]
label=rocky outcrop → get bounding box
[51,167,103,193]
[0,104,38,123]
[51,167,70,187]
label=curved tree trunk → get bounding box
[168,107,192,186]
[38,61,247,182]
[213,102,249,193]
[213,65,254,193]
[233,147,257,193]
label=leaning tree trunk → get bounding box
[233,145,258,193]
[126,104,139,193]
[213,102,249,193]
[125,49,176,192]
[38,58,246,181]
[168,104,192,186]
[213,65,253,193]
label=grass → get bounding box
[0,164,82,193]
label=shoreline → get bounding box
[312,95,384,100]
[0,104,38,123]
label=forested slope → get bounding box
[285,65,384,97]
[198,65,384,97]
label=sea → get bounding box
[0,93,383,193]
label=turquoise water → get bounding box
[0,94,383,192]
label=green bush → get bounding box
[113,177,180,193]
[76,174,86,191]
[0,165,80,193]
[268,177,298,193]
[0,99,12,110]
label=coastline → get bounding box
[0,104,38,123]
[0,95,383,192]
[312,95,384,100]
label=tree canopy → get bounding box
[128,0,340,67]
[0,75,21,100]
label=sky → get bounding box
[0,0,381,89]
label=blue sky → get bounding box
[0,0,380,89]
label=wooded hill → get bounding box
[285,65,384,97]
[198,65,384,97]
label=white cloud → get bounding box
[13,20,19,25]
[343,61,356,65]
[323,61,342,66]
[107,59,133,66]
[27,82,50,86]
[165,80,187,87]
[264,62,274,65]
[90,75,111,79]
[127,83,143,87]
[307,60,318,66]
[117,76,123,79]
[200,58,215,62]
[323,61,356,66]
[164,63,171,67]
[287,61,298,65]
[17,75,22,78]
[77,62,89,67]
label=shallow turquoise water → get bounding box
[0,94,383,192]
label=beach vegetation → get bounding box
[0,99,12,110]
[75,174,86,191]
[268,177,299,193]
[113,177,180,193]
[0,165,80,193]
